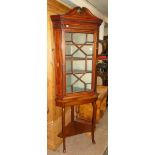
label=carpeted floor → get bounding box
[48,110,108,155]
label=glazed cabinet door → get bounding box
[65,32,96,94]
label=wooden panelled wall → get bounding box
[47,0,71,150]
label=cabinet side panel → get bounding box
[53,29,63,98]
[92,30,98,92]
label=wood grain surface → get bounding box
[47,0,70,150]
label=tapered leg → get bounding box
[62,107,66,153]
[75,105,80,119]
[71,106,74,122]
[92,102,97,144]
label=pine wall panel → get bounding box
[47,0,70,150]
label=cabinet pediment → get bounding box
[51,7,102,25]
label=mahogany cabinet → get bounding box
[51,7,102,152]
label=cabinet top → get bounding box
[51,7,103,26]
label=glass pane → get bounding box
[66,44,78,55]
[65,33,71,41]
[66,75,77,86]
[87,60,92,71]
[81,45,93,55]
[73,60,85,72]
[87,56,92,59]
[73,50,86,58]
[75,74,83,78]
[81,73,92,83]
[86,84,91,91]
[66,60,71,73]
[66,56,72,59]
[73,80,85,92]
[66,86,71,93]
[73,33,86,44]
[87,34,93,42]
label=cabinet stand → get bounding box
[58,101,97,153]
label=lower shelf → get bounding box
[58,120,92,138]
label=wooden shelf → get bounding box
[66,70,92,74]
[66,57,92,60]
[65,42,94,45]
[58,119,92,138]
[66,86,91,93]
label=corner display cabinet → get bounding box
[51,7,102,153]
